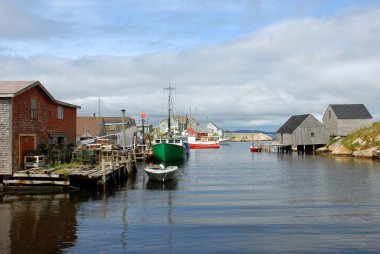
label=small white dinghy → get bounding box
[144,164,179,182]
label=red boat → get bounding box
[189,142,220,149]
[187,136,220,149]
[250,144,261,152]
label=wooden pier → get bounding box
[1,157,135,193]
[260,142,289,152]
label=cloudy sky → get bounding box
[1,0,379,131]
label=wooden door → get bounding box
[20,136,35,170]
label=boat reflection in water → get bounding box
[145,179,178,191]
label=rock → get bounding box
[352,138,364,146]
[352,147,378,158]
[328,138,342,151]
[331,146,352,156]
[316,146,330,153]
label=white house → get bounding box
[207,122,224,136]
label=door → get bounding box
[20,135,35,170]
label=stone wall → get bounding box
[0,98,12,175]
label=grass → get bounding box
[52,161,84,177]
[341,122,380,150]
[327,136,341,147]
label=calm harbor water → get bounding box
[2,142,380,253]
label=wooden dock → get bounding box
[1,159,133,193]
[260,142,288,152]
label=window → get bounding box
[328,111,331,118]
[311,132,315,137]
[31,99,37,119]
[57,106,64,119]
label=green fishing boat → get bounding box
[152,137,187,162]
[152,85,188,162]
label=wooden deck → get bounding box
[2,160,131,193]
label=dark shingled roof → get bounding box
[277,114,310,133]
[330,104,372,119]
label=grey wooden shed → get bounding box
[277,114,330,151]
[323,104,372,137]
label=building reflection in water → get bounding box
[0,194,77,254]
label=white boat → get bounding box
[144,164,179,182]
[217,136,231,144]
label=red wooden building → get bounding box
[0,81,80,175]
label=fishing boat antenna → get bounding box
[164,85,175,137]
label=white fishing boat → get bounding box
[217,136,231,144]
[144,164,179,182]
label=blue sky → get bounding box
[1,0,380,131]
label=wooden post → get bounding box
[132,149,138,170]
[102,158,106,187]
[126,155,131,176]
[121,109,127,162]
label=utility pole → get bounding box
[98,98,101,117]
[140,113,146,145]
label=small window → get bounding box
[57,106,64,119]
[311,132,315,137]
[31,99,37,119]
[328,111,331,118]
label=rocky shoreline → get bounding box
[316,136,380,159]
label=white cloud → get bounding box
[0,1,67,40]
[1,5,380,130]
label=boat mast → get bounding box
[164,85,175,137]
[251,123,254,145]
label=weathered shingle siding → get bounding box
[278,133,293,146]
[336,119,372,136]
[0,98,12,175]
[323,104,373,136]
[278,114,329,146]
[322,105,338,136]
[292,115,329,146]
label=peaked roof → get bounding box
[208,121,223,130]
[277,114,310,133]
[0,80,51,97]
[186,127,197,135]
[77,116,135,137]
[0,80,80,108]
[329,104,372,119]
[160,116,198,124]
[196,125,209,133]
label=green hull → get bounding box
[152,143,185,162]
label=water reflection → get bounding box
[145,180,178,191]
[2,143,380,253]
[0,194,77,254]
